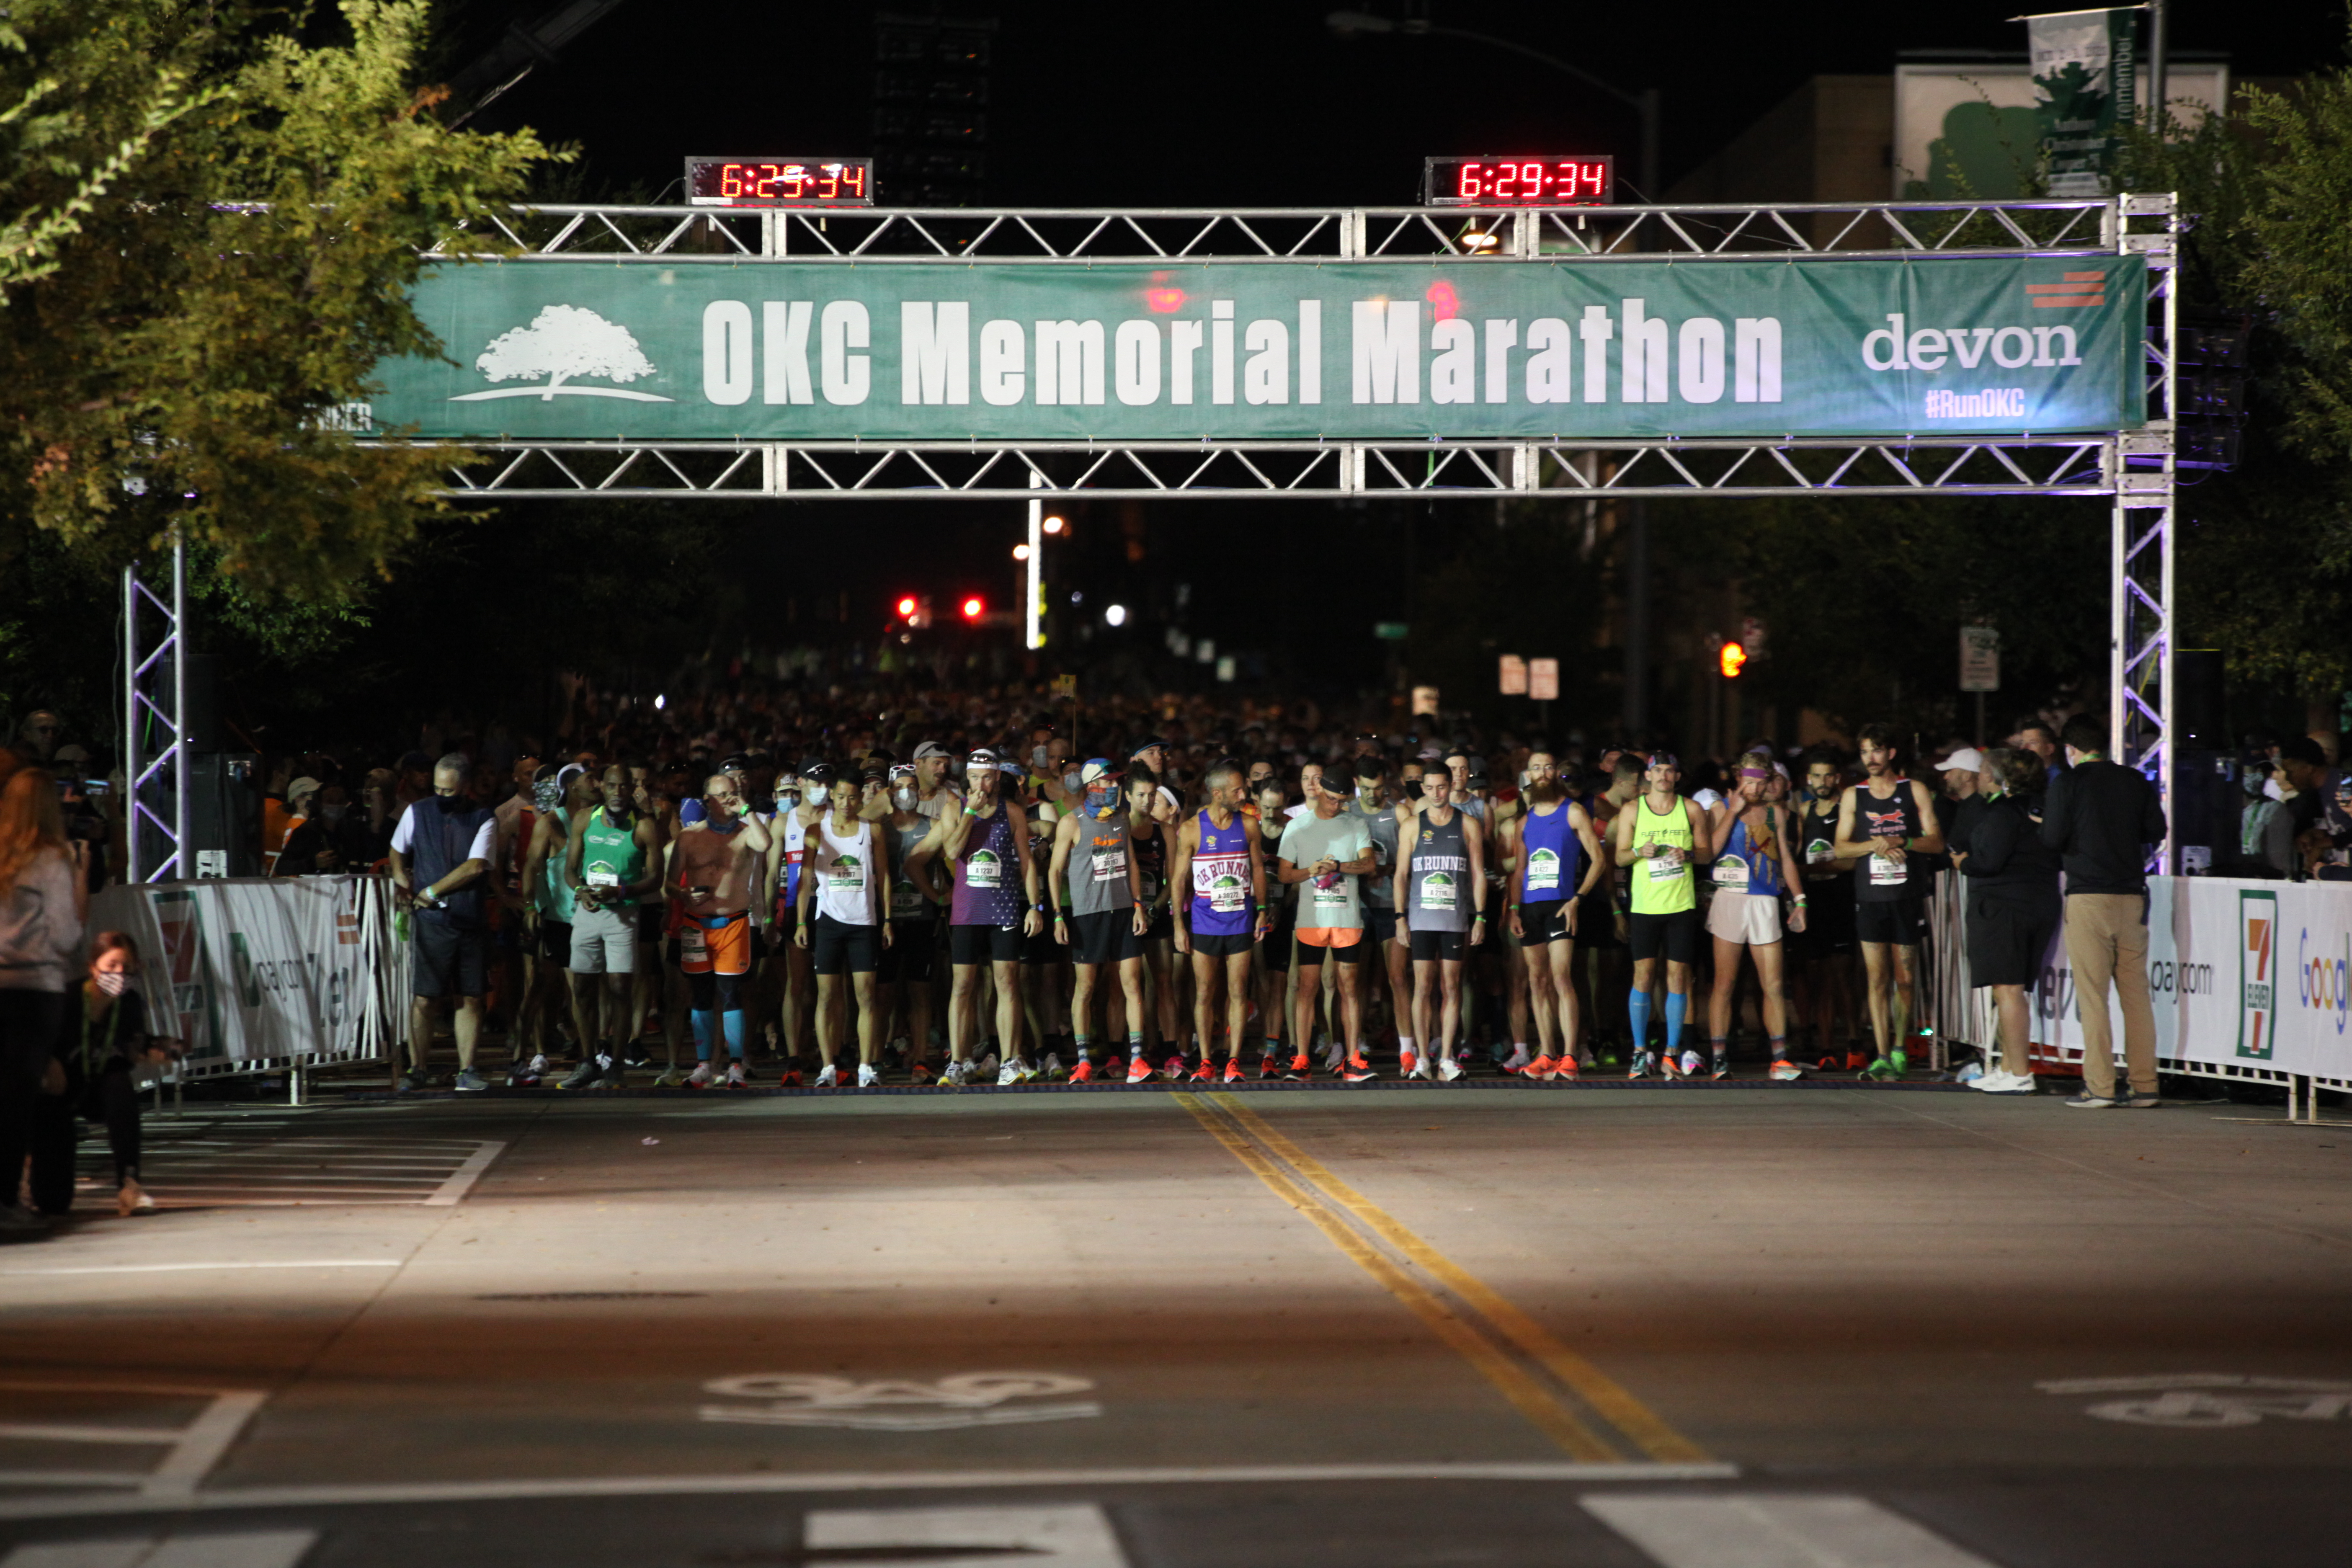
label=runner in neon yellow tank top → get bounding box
[1609,752,1712,1078]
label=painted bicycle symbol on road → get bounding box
[700,1371,1101,1431]
[2040,1374,2352,1429]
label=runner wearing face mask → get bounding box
[1050,759,1148,1082]
[881,765,946,1082]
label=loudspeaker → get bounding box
[187,752,262,877]
[2175,649,2225,748]
[2174,748,2256,876]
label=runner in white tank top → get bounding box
[795,775,894,1087]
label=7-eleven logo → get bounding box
[2238,890,2278,1060]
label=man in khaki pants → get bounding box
[2040,717,2169,1106]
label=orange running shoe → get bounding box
[1222,1057,1245,1083]
[1843,1051,1867,1072]
[1125,1055,1152,1084]
[1555,1056,1581,1080]
[1258,1052,1283,1079]
[1526,1055,1557,1081]
[1070,1059,1096,1083]
[1286,1053,1312,1081]
[1188,1061,1214,1082]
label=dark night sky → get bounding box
[426,0,2340,704]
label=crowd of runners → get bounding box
[315,702,2041,1095]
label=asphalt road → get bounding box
[3,1081,2349,1566]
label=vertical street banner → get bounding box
[2026,7,2139,199]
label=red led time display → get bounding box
[1424,156,1615,207]
[686,157,875,207]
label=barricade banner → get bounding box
[87,875,407,1073]
[1938,873,2352,1086]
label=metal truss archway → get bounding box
[119,194,2170,883]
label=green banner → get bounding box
[2028,7,2139,199]
[364,256,2146,443]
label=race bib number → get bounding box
[829,859,864,888]
[586,866,619,889]
[1418,872,1458,912]
[1870,853,1906,887]
[1646,850,1684,880]
[680,926,708,959]
[965,850,1003,889]
[1194,856,1247,913]
[1312,872,1349,911]
[1090,848,1126,882]
[1712,855,1749,890]
[891,883,924,917]
[1805,839,1834,865]
[1524,848,1560,895]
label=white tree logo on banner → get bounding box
[452,304,673,402]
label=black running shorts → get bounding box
[1408,927,1466,962]
[1069,909,1137,966]
[950,922,1026,966]
[1627,907,1702,965]
[1519,899,1574,944]
[811,914,882,977]
[1191,931,1253,959]
[1856,897,1928,946]
[878,921,936,983]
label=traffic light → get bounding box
[896,595,918,619]
[1719,640,1748,679]
[961,595,984,621]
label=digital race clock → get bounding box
[686,156,875,207]
[1424,156,1614,207]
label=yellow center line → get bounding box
[1210,1093,1712,1464]
[1170,1093,1620,1462]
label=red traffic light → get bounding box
[1719,640,1748,679]
[961,596,984,621]
[896,596,918,619]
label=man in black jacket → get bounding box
[2040,717,2168,1107]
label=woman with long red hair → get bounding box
[0,765,90,1234]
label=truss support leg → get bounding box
[124,536,191,884]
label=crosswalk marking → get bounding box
[74,1132,503,1209]
[1,1532,316,1568]
[1583,1494,2000,1568]
[805,1506,1126,1568]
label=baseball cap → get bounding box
[914,741,952,760]
[1938,747,1986,774]
[1131,736,1169,753]
[800,757,836,783]
[1645,750,1680,770]
[967,746,998,766]
[286,776,323,803]
[1079,758,1123,787]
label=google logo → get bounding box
[2301,929,2351,1036]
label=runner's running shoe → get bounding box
[1769,1058,1805,1081]
[725,1063,750,1091]
[1284,1054,1312,1082]
[1069,1060,1095,1083]
[814,1063,839,1088]
[1709,1053,1730,1081]
[558,1058,604,1090]
[1525,1054,1556,1082]
[997,1059,1029,1086]
[1844,1051,1867,1072]
[1222,1057,1245,1083]
[1258,1053,1283,1079]
[1188,1061,1214,1082]
[1126,1055,1153,1084]
[1555,1056,1581,1081]
[686,1062,713,1089]
[1862,1057,1898,1081]
[1888,1048,1910,1076]
[454,1068,488,1093]
[1399,1047,1419,1077]
[857,1063,880,1088]
[1343,1064,1379,1083]
[1162,1054,1186,1081]
[977,1051,999,1076]
[652,1067,685,1088]
[776,1067,803,1087]
[1627,1050,1653,1079]
[1501,1046,1530,1074]
[1042,1052,1068,1081]
[1658,1051,1683,1081]
[1438,1056,1465,1082]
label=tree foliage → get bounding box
[0,1,558,602]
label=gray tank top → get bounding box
[1069,812,1133,918]
[1406,810,1471,931]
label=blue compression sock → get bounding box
[1664,993,1687,1053]
[1627,989,1652,1052]
[722,1008,746,1061]
[691,1009,714,1061]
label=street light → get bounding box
[1327,7,1663,732]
